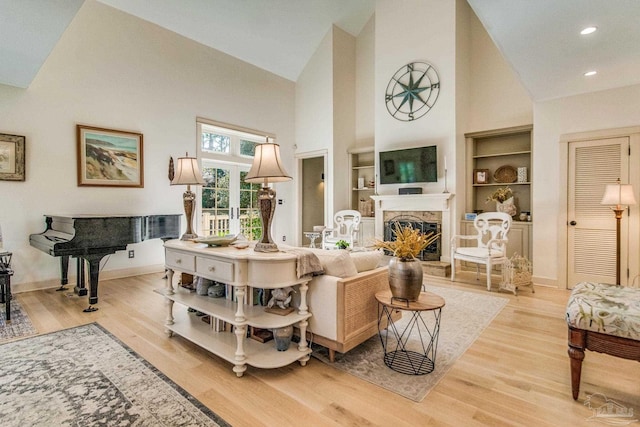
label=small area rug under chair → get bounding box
[0,323,230,427]
[0,300,37,343]
[312,285,509,402]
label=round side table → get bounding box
[375,290,446,375]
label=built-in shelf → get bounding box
[465,125,533,216]
[464,124,533,263]
[473,182,531,187]
[473,150,531,159]
[349,147,375,213]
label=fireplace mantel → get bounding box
[371,193,454,212]
[371,193,455,262]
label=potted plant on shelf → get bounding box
[335,239,350,250]
[374,222,440,301]
[486,186,517,217]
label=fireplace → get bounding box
[383,215,441,261]
[371,193,454,263]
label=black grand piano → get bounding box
[30,214,180,312]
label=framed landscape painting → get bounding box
[0,133,25,181]
[77,125,144,187]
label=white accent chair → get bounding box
[322,210,362,250]
[450,212,512,291]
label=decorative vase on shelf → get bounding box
[496,196,517,217]
[273,325,294,351]
[388,257,423,302]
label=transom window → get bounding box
[197,121,268,240]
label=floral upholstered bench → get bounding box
[565,282,640,400]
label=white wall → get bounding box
[332,27,356,212]
[374,0,456,196]
[0,0,296,289]
[295,29,334,222]
[355,16,375,150]
[534,84,640,287]
[466,7,533,132]
[295,26,358,223]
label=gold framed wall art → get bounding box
[77,125,144,187]
[0,133,25,181]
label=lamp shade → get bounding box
[244,142,291,184]
[601,180,637,206]
[171,156,205,186]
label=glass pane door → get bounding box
[201,162,260,239]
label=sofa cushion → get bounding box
[307,248,358,278]
[350,250,384,272]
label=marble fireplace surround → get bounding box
[371,194,454,263]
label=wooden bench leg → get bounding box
[568,327,587,400]
[329,349,335,363]
[568,345,585,400]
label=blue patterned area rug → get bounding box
[0,323,230,427]
[0,300,37,342]
[312,285,509,402]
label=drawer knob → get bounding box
[176,259,182,264]
[209,266,216,272]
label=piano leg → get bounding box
[56,255,70,291]
[81,254,104,313]
[74,257,87,296]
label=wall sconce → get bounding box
[244,139,292,252]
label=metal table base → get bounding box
[376,291,445,376]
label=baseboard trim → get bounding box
[12,264,165,294]
[532,276,558,288]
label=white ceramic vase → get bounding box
[496,196,517,217]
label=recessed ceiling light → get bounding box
[584,70,597,77]
[581,26,597,35]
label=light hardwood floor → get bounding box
[13,272,640,426]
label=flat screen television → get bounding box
[379,145,437,184]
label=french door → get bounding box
[200,161,261,240]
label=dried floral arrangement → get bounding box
[486,186,513,203]
[374,222,440,261]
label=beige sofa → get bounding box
[292,248,393,362]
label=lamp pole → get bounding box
[613,206,624,286]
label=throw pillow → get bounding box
[306,248,358,278]
[350,250,384,272]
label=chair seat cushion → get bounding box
[454,247,505,258]
[566,282,640,340]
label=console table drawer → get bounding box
[196,256,234,282]
[166,250,195,272]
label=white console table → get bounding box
[157,239,312,377]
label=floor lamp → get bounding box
[601,178,636,286]
[171,153,205,240]
[244,140,291,252]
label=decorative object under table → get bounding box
[376,290,445,375]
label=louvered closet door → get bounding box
[568,137,629,288]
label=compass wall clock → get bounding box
[385,61,440,121]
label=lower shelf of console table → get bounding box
[155,287,312,376]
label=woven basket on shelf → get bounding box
[493,165,517,183]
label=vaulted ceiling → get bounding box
[2,0,640,102]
